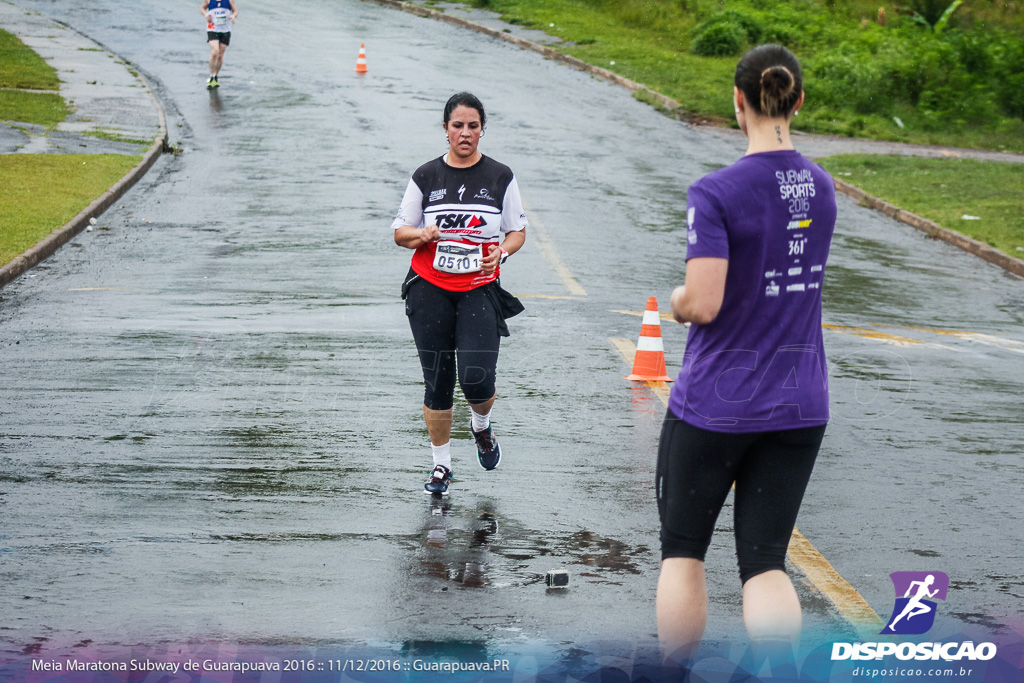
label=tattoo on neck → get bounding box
[775,125,783,144]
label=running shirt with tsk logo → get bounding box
[668,149,837,433]
[392,154,528,291]
[206,0,232,31]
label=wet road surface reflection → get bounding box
[415,497,649,593]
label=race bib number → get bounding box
[433,241,483,274]
[210,8,230,29]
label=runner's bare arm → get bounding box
[230,0,237,21]
[481,229,526,274]
[670,257,728,325]
[394,224,440,249]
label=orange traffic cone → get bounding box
[355,43,368,73]
[625,296,674,382]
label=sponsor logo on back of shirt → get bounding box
[429,189,446,202]
[474,188,495,201]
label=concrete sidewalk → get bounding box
[0,0,167,290]
[0,0,162,155]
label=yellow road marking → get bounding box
[788,529,885,635]
[522,199,587,297]
[904,326,1024,355]
[821,324,955,349]
[614,311,973,353]
[609,337,671,404]
[610,309,678,324]
[610,336,883,635]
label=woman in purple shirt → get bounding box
[656,44,836,664]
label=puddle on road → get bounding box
[410,498,650,591]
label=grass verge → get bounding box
[818,155,1024,259]
[435,0,1024,153]
[0,89,69,127]
[0,154,141,266]
[0,28,60,90]
[85,129,154,146]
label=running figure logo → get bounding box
[881,571,949,635]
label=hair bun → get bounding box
[760,66,794,94]
[759,66,795,117]
[735,45,803,119]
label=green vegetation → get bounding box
[460,0,1024,152]
[1,28,69,126]
[0,89,69,127]
[85,129,153,145]
[0,155,140,265]
[818,154,1024,257]
[0,28,60,89]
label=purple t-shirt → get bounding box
[667,150,837,433]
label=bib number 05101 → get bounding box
[433,241,483,274]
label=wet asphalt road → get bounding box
[2,0,1023,668]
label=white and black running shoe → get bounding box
[424,465,452,495]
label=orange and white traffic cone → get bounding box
[625,296,674,382]
[355,43,368,73]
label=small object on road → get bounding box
[89,217,97,225]
[87,217,96,232]
[961,215,981,220]
[625,296,673,382]
[355,43,368,73]
[545,569,569,588]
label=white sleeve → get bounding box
[500,176,528,233]
[391,179,424,231]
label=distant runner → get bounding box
[392,92,527,496]
[655,44,837,667]
[201,0,237,88]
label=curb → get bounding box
[0,40,168,291]
[372,0,1024,280]
[833,179,1024,278]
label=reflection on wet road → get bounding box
[1,0,1022,666]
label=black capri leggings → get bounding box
[405,277,501,411]
[656,412,826,584]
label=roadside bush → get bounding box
[689,7,807,56]
[691,20,747,56]
[802,16,1024,133]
